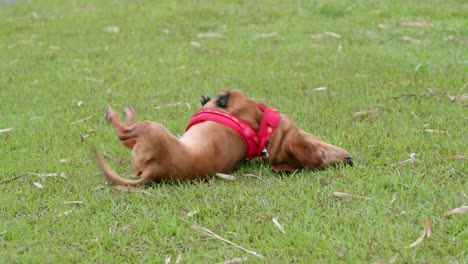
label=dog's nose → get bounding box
[345,157,354,166]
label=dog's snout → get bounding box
[345,157,354,166]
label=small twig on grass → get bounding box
[333,191,371,200]
[442,206,468,218]
[409,217,431,248]
[215,173,236,181]
[0,174,28,184]
[71,116,92,125]
[0,128,13,134]
[192,224,264,259]
[220,257,248,264]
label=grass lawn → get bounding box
[1,0,466,262]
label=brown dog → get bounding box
[96,89,352,185]
[96,90,264,184]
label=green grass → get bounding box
[1,0,466,262]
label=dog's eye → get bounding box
[215,93,230,107]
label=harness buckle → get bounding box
[261,148,269,158]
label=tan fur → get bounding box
[262,114,352,172]
[96,90,263,185]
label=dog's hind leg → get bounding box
[106,106,137,148]
[125,105,137,126]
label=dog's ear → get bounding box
[275,132,324,171]
[215,92,230,107]
[200,95,211,106]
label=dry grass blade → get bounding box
[394,153,418,166]
[215,173,236,181]
[197,32,224,38]
[333,191,371,200]
[114,185,155,196]
[58,210,73,217]
[272,218,286,234]
[409,217,430,248]
[401,21,433,28]
[454,95,468,103]
[71,116,92,125]
[312,87,328,92]
[424,128,447,134]
[401,36,422,44]
[221,257,248,264]
[0,128,13,133]
[353,108,382,118]
[0,174,28,184]
[30,172,67,179]
[443,154,466,160]
[104,26,120,33]
[192,224,264,258]
[442,206,468,218]
[255,32,278,38]
[165,256,171,264]
[63,201,84,205]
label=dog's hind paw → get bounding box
[200,95,211,106]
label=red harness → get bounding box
[185,103,280,159]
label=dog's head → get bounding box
[266,115,353,172]
[200,90,263,131]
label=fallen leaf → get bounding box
[33,182,43,189]
[312,87,328,92]
[444,154,466,160]
[388,255,398,263]
[222,257,248,264]
[353,109,382,118]
[402,36,422,44]
[401,21,433,28]
[175,254,182,264]
[0,128,13,134]
[424,128,447,134]
[104,26,120,33]
[187,210,198,217]
[255,32,278,38]
[454,95,468,103]
[442,206,468,218]
[272,218,286,234]
[197,32,224,38]
[190,41,201,47]
[49,45,61,50]
[63,201,84,205]
[310,32,341,39]
[114,185,154,196]
[409,217,430,248]
[215,173,236,181]
[333,191,371,200]
[84,77,104,83]
[58,210,73,217]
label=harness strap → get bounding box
[185,104,280,159]
[185,109,260,159]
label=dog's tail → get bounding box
[94,149,147,186]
